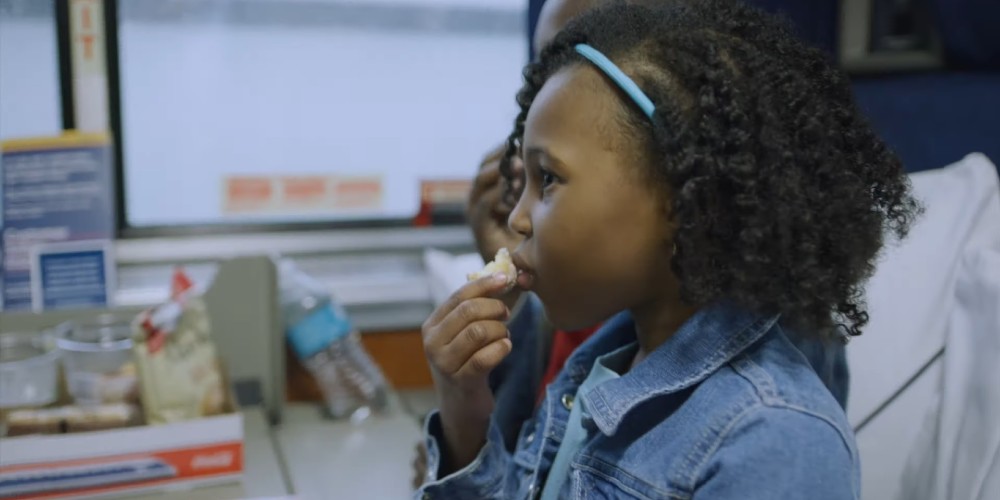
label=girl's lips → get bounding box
[511,252,535,290]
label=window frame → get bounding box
[93,0,524,238]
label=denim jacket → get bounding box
[489,294,848,453]
[416,301,859,499]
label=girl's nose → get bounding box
[508,188,532,238]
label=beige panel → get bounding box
[203,256,285,423]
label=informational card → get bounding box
[30,239,115,312]
[0,132,115,310]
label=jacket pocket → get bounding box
[573,457,689,500]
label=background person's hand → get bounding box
[411,441,428,490]
[467,143,525,266]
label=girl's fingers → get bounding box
[435,319,509,373]
[424,275,511,328]
[439,298,509,343]
[456,338,514,379]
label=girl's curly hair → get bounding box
[501,0,921,339]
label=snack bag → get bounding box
[132,269,226,424]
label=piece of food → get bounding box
[467,248,518,291]
[4,403,141,436]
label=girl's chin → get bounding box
[539,300,603,332]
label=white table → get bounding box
[273,402,422,500]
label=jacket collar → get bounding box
[573,302,779,436]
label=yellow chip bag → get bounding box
[132,269,226,424]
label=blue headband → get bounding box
[574,43,656,120]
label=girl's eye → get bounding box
[540,169,557,189]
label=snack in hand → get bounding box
[467,248,518,292]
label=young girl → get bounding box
[418,1,919,498]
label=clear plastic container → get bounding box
[0,331,60,409]
[55,314,138,406]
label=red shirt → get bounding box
[537,324,602,403]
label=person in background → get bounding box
[413,0,852,489]
[418,0,919,496]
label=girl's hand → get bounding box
[421,273,514,473]
[422,273,513,394]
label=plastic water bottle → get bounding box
[277,259,388,421]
